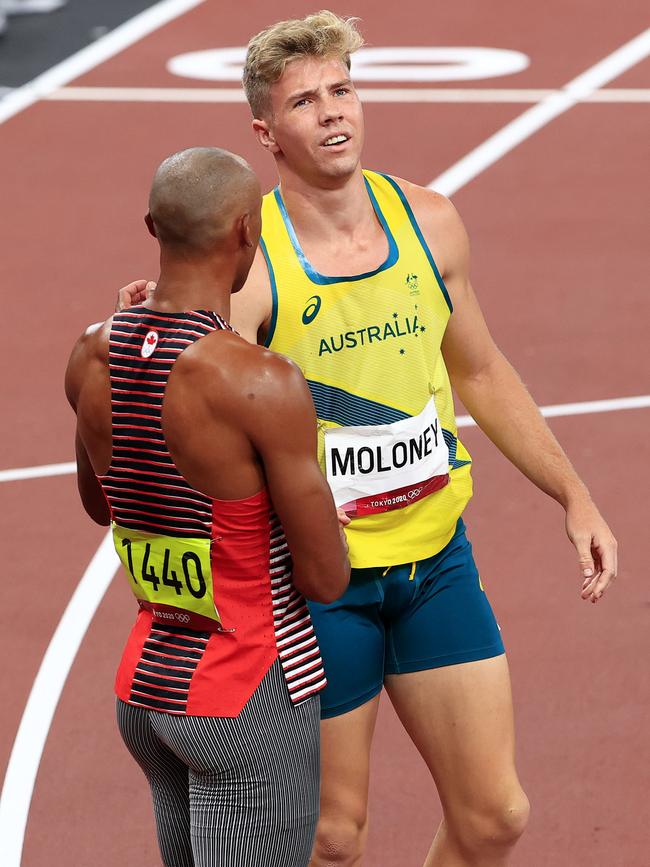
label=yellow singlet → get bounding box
[260,170,473,568]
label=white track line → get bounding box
[456,394,650,428]
[589,88,650,102]
[2,396,649,483]
[0,461,76,482]
[430,28,650,194]
[0,532,120,867]
[45,85,650,103]
[0,0,206,126]
[48,86,555,103]
[1,22,648,867]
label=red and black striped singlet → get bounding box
[100,307,326,716]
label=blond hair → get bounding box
[243,10,364,118]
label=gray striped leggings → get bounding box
[116,660,320,867]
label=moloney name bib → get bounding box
[324,395,450,517]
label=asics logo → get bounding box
[302,295,322,325]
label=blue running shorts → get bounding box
[308,518,505,719]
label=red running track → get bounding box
[0,1,648,865]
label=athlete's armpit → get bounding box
[65,323,113,526]
[390,177,502,384]
[74,431,111,525]
[387,175,470,294]
[441,278,503,387]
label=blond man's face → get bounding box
[260,56,364,183]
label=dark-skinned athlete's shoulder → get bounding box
[386,174,470,282]
[65,318,112,408]
[175,328,315,423]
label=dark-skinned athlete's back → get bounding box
[65,147,350,867]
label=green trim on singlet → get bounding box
[378,172,453,314]
[307,379,410,427]
[259,236,278,348]
[273,178,399,286]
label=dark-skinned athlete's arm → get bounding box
[243,353,350,604]
[65,328,112,526]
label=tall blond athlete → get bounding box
[118,12,618,867]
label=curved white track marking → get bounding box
[430,27,650,195]
[2,396,649,483]
[0,0,206,126]
[0,532,119,867]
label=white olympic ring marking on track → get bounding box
[167,46,530,83]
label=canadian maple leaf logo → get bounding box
[140,329,159,358]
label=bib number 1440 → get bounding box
[121,538,207,599]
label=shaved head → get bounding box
[148,147,261,257]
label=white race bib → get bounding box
[324,395,450,517]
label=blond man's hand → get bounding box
[566,499,618,603]
[115,279,156,312]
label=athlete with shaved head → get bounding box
[116,12,618,867]
[147,147,259,254]
[67,146,349,867]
